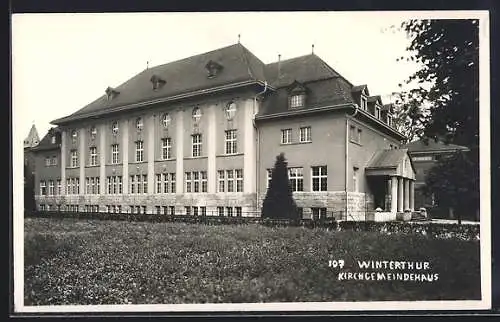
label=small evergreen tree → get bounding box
[261,153,299,220]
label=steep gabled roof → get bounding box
[52,43,267,125]
[23,124,40,148]
[31,127,61,152]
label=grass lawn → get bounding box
[24,217,481,305]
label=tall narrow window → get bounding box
[111,144,120,164]
[218,170,225,192]
[70,150,78,167]
[375,106,381,119]
[267,169,272,189]
[236,207,242,217]
[299,127,311,143]
[281,129,292,144]
[201,171,208,193]
[45,157,51,167]
[360,95,368,110]
[135,141,144,162]
[235,169,243,192]
[218,206,224,217]
[288,167,304,192]
[185,172,192,193]
[353,167,359,192]
[48,180,54,196]
[89,147,97,166]
[142,175,147,194]
[225,130,237,154]
[192,134,202,157]
[170,173,176,193]
[161,138,172,160]
[226,207,233,217]
[156,174,162,193]
[312,166,328,192]
[357,129,362,144]
[57,179,61,195]
[193,172,200,193]
[227,170,234,192]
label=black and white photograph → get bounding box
[12,10,491,313]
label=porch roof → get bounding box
[365,149,416,179]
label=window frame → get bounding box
[70,149,78,168]
[225,130,237,155]
[161,137,172,160]
[299,126,312,143]
[289,94,305,109]
[311,166,328,192]
[135,140,144,162]
[288,167,304,192]
[111,144,120,164]
[89,146,98,166]
[192,134,202,157]
[281,129,292,144]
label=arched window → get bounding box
[224,101,237,120]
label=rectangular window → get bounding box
[193,206,199,216]
[85,178,90,194]
[142,175,147,194]
[201,206,207,216]
[185,206,191,216]
[312,166,328,192]
[169,206,175,216]
[170,173,176,193]
[217,206,224,217]
[235,169,243,192]
[48,180,54,196]
[217,170,225,192]
[288,167,304,192]
[357,129,362,144]
[45,157,51,167]
[156,174,162,193]
[312,207,327,220]
[193,171,200,192]
[299,127,311,143]
[70,150,78,167]
[353,167,359,192]
[89,146,97,166]
[375,106,381,119]
[111,144,120,164]
[226,207,233,217]
[236,207,242,217]
[135,141,144,162]
[227,170,234,192]
[349,125,356,142]
[290,94,304,108]
[40,180,46,195]
[51,156,57,166]
[225,130,237,154]
[185,172,192,193]
[387,115,393,127]
[75,178,80,194]
[192,134,202,157]
[130,175,135,194]
[40,204,46,211]
[201,171,207,193]
[281,129,292,144]
[142,206,147,214]
[107,176,122,194]
[117,205,121,214]
[156,206,161,215]
[360,96,367,110]
[57,179,61,195]
[161,138,172,160]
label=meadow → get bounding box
[24,217,481,305]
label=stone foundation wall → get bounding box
[36,193,258,216]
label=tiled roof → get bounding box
[351,84,367,93]
[31,127,61,151]
[404,139,469,153]
[23,124,40,148]
[366,149,409,168]
[264,54,342,88]
[52,43,268,124]
[367,95,382,103]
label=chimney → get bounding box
[277,54,281,79]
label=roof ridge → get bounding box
[265,53,314,66]
[238,43,256,80]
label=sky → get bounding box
[12,11,427,140]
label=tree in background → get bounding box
[397,19,480,221]
[423,150,479,222]
[390,90,427,144]
[261,153,299,220]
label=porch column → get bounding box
[404,178,410,211]
[397,177,404,212]
[391,176,398,213]
[409,180,415,211]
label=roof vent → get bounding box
[205,60,223,78]
[150,74,166,90]
[105,87,120,100]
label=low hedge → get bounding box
[26,211,480,241]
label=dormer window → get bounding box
[375,105,381,119]
[205,60,223,78]
[290,94,305,108]
[150,74,166,90]
[360,95,368,110]
[105,87,120,100]
[387,114,393,127]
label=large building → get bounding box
[31,43,416,220]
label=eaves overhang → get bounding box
[51,80,273,126]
